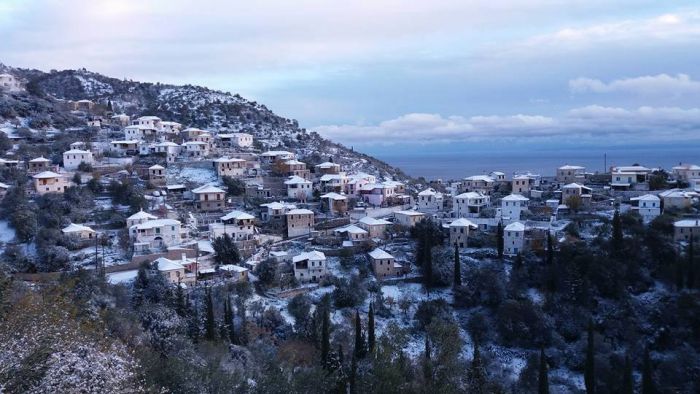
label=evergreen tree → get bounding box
[453,243,462,287]
[424,244,433,295]
[349,353,357,394]
[321,300,331,367]
[622,354,634,394]
[354,309,365,359]
[611,210,623,256]
[585,319,596,394]
[687,235,695,289]
[497,221,504,258]
[546,233,554,266]
[538,347,549,394]
[676,251,685,291]
[175,283,186,316]
[204,289,216,341]
[422,337,432,385]
[368,303,376,354]
[107,99,113,111]
[132,262,150,308]
[469,341,487,393]
[642,348,655,394]
[237,300,249,345]
[225,297,236,344]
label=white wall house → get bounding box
[501,194,529,220]
[209,210,256,241]
[504,221,526,256]
[132,116,162,130]
[293,250,327,283]
[417,188,444,212]
[126,210,159,228]
[393,210,425,228]
[673,164,700,182]
[358,216,391,239]
[453,192,490,218]
[63,149,94,170]
[285,176,313,200]
[124,125,157,140]
[130,218,183,253]
[62,223,96,240]
[214,157,247,178]
[630,194,661,223]
[0,73,22,92]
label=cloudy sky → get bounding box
[2,0,700,149]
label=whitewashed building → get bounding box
[0,73,22,92]
[285,176,313,200]
[453,192,490,218]
[130,218,184,253]
[501,194,529,220]
[630,194,661,223]
[62,223,96,240]
[504,221,526,256]
[417,188,444,212]
[209,210,256,240]
[293,250,327,283]
[63,149,94,170]
[214,157,247,178]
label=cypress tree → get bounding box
[642,348,655,394]
[612,210,623,256]
[676,251,685,291]
[622,354,634,394]
[354,309,365,358]
[238,300,249,345]
[321,301,331,367]
[175,284,186,316]
[132,262,150,307]
[424,240,433,295]
[585,319,596,394]
[497,221,504,258]
[368,303,375,354]
[423,337,432,385]
[204,289,216,341]
[538,347,549,394]
[349,352,357,394]
[687,235,695,289]
[226,297,236,344]
[454,243,462,287]
[469,341,486,393]
[546,233,554,266]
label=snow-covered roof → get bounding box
[137,116,161,121]
[29,156,50,163]
[283,159,305,165]
[450,218,477,228]
[0,182,9,189]
[261,150,294,157]
[464,175,495,183]
[673,164,700,170]
[321,192,347,200]
[153,257,184,271]
[261,201,296,210]
[62,223,95,234]
[455,192,487,199]
[505,221,526,231]
[630,194,660,202]
[358,216,391,226]
[127,210,158,221]
[418,188,441,196]
[394,210,424,216]
[369,248,394,260]
[335,225,368,234]
[316,161,339,168]
[132,218,180,230]
[214,157,246,163]
[149,164,165,170]
[284,176,311,185]
[219,264,248,273]
[33,171,61,179]
[502,194,530,202]
[659,189,695,198]
[221,210,255,221]
[286,208,314,215]
[63,149,91,154]
[192,184,225,194]
[559,165,585,170]
[674,219,700,228]
[166,184,187,190]
[562,183,590,190]
[111,140,140,144]
[320,174,344,182]
[293,250,326,263]
[156,141,180,147]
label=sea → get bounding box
[359,142,700,181]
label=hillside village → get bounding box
[0,68,699,393]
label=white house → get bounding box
[132,116,162,130]
[110,140,140,156]
[260,150,295,165]
[334,224,368,243]
[126,210,158,228]
[450,218,477,248]
[630,194,661,223]
[462,175,495,195]
[0,73,22,92]
[217,132,253,148]
[320,192,348,214]
[369,248,406,279]
[209,210,256,240]
[673,164,700,182]
[62,223,96,240]
[183,141,209,157]
[285,176,313,200]
[260,201,297,222]
[124,125,157,140]
[63,149,94,170]
[417,188,444,212]
[504,221,526,256]
[160,121,182,135]
[501,194,529,220]
[453,192,490,218]
[130,218,184,253]
[293,250,327,283]
[659,189,695,210]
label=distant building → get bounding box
[393,210,425,228]
[659,189,695,210]
[216,132,253,148]
[149,165,166,185]
[630,194,660,223]
[417,188,444,212]
[192,185,226,211]
[449,218,477,248]
[62,223,96,240]
[358,216,392,239]
[214,157,247,178]
[293,250,327,283]
[130,219,183,253]
[673,164,700,182]
[320,192,348,214]
[0,73,22,92]
[556,165,585,184]
[27,157,51,174]
[315,161,341,175]
[504,221,526,256]
[453,192,490,218]
[209,210,256,240]
[126,210,158,228]
[63,149,94,170]
[285,176,313,201]
[561,183,592,206]
[369,248,407,279]
[501,194,529,220]
[33,171,68,195]
[673,219,700,244]
[462,175,495,195]
[286,209,314,238]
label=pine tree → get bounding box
[321,301,331,367]
[585,320,596,394]
[354,309,365,359]
[132,262,150,307]
[497,221,504,258]
[453,243,462,288]
[611,210,623,256]
[622,354,634,394]
[175,284,186,316]
[687,235,695,289]
[538,347,549,394]
[204,289,216,341]
[368,303,376,354]
[642,348,655,394]
[107,99,113,111]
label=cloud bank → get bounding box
[570,74,700,96]
[313,105,700,145]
